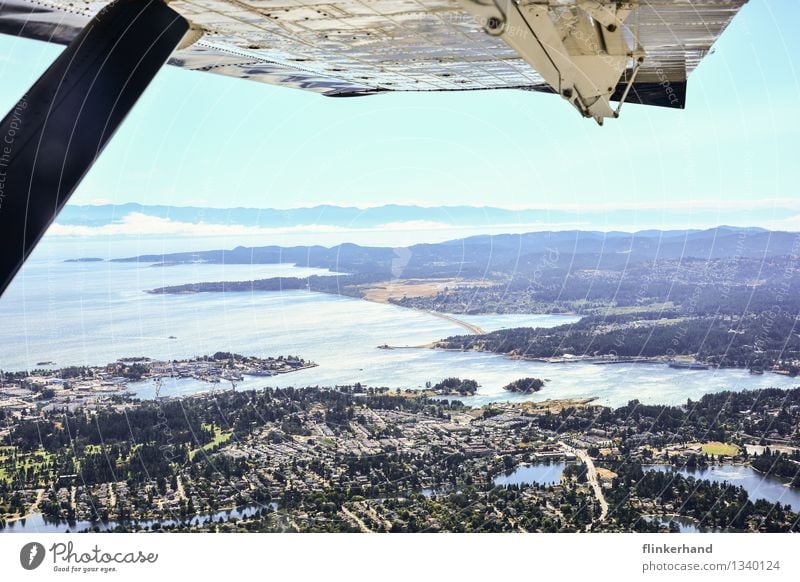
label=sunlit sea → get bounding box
[1,237,796,407]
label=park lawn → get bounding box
[701,442,740,456]
[595,467,618,481]
[0,447,54,484]
[0,446,14,480]
[516,442,540,449]
[0,446,16,464]
[1,446,53,467]
[189,424,232,461]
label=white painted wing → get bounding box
[0,0,748,107]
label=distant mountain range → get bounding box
[58,203,562,227]
[57,203,797,232]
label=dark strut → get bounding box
[0,0,188,296]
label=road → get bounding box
[416,309,485,335]
[341,505,373,533]
[380,309,486,348]
[560,442,609,526]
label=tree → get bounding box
[503,378,545,393]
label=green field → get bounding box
[189,424,232,461]
[701,442,740,456]
[0,446,54,483]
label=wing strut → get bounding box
[458,0,645,124]
[0,0,189,296]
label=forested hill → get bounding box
[436,313,800,372]
[112,227,798,280]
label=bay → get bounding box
[1,240,797,408]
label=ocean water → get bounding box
[1,238,797,407]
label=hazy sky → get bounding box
[0,0,798,221]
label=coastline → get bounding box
[412,308,485,335]
[426,345,797,376]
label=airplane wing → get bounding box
[1,0,748,120]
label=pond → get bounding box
[643,464,800,513]
[0,502,277,534]
[494,462,567,487]
[642,515,718,533]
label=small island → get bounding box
[431,377,478,396]
[503,377,545,393]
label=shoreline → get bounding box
[411,308,485,335]
[1,501,273,532]
[427,346,797,376]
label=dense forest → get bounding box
[438,310,800,370]
[534,388,800,446]
[751,449,800,486]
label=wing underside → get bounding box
[0,0,747,110]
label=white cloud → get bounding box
[48,213,591,239]
[47,208,799,242]
[48,213,357,237]
[377,220,461,231]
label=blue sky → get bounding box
[0,0,798,222]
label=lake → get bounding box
[0,502,278,534]
[1,239,798,408]
[493,462,567,487]
[643,465,800,512]
[642,515,712,533]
